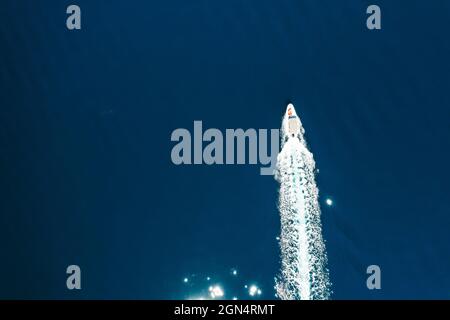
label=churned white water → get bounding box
[274,114,332,300]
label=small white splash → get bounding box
[248,285,262,297]
[209,285,224,299]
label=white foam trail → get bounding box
[274,114,332,300]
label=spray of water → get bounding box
[274,112,332,300]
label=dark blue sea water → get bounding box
[0,0,449,299]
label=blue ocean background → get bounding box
[0,0,449,299]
